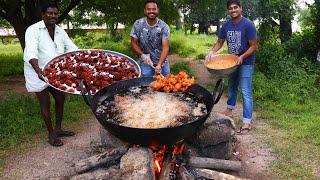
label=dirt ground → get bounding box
[1,55,276,179]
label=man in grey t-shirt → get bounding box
[130,0,170,77]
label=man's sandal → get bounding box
[237,127,251,135]
[56,130,75,138]
[48,137,63,147]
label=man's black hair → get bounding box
[41,2,58,13]
[144,0,159,8]
[227,0,241,8]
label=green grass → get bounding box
[171,61,195,77]
[0,93,91,161]
[0,44,23,79]
[257,101,320,179]
[170,30,221,59]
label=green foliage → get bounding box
[283,29,318,63]
[297,6,313,29]
[71,0,179,37]
[253,26,320,178]
[0,17,11,28]
[256,0,297,43]
[176,0,226,30]
[170,62,195,77]
[0,93,91,148]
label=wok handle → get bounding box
[212,78,224,104]
[80,79,93,106]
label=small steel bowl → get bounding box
[204,54,239,77]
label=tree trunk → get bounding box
[176,15,183,30]
[198,22,208,34]
[0,0,80,50]
[216,21,220,35]
[7,14,27,50]
[279,14,292,43]
[190,23,195,34]
[314,1,320,51]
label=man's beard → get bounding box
[147,14,157,20]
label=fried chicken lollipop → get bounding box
[150,71,195,92]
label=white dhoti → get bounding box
[24,62,48,92]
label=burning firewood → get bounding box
[75,147,128,173]
[188,156,241,172]
[194,168,247,180]
[178,166,195,180]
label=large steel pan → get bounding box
[81,77,224,145]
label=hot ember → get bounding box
[149,142,186,180]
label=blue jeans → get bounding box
[140,61,170,77]
[227,65,254,124]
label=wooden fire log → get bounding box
[159,156,172,180]
[178,166,195,180]
[194,168,247,180]
[188,156,241,172]
[75,147,128,174]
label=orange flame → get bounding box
[151,144,168,176]
[150,143,185,178]
[154,159,161,173]
[172,143,185,155]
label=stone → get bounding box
[120,147,155,180]
[201,141,234,159]
[99,125,129,149]
[186,113,236,159]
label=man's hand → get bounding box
[36,69,46,82]
[237,55,244,65]
[205,50,216,61]
[141,54,153,66]
[155,64,162,74]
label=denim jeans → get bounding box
[140,61,170,77]
[227,65,254,124]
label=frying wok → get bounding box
[81,77,224,145]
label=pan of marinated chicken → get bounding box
[42,49,141,95]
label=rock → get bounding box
[186,113,236,159]
[120,147,155,180]
[187,113,236,148]
[201,141,234,159]
[99,125,129,149]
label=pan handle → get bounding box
[212,78,224,104]
[80,79,93,106]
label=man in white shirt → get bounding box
[24,3,78,146]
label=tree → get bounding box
[309,0,320,51]
[0,16,10,28]
[71,0,178,38]
[176,0,226,34]
[0,0,81,49]
[256,0,297,43]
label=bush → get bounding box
[283,29,318,63]
[73,31,136,58]
[170,62,195,77]
[170,36,196,57]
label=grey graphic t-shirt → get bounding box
[130,18,170,64]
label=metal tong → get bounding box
[150,64,164,78]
